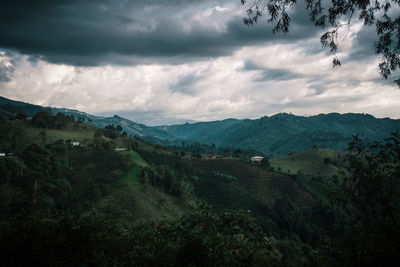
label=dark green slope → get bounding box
[192,158,315,210]
[0,96,175,140]
[0,96,44,120]
[0,116,191,224]
[160,113,400,154]
[154,118,243,141]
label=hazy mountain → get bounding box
[160,112,400,154]
[53,108,176,140]
[0,96,44,118]
[2,96,400,155]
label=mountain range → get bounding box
[1,96,399,155]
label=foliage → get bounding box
[137,148,194,175]
[330,132,400,266]
[32,110,73,129]
[102,124,124,139]
[213,171,237,183]
[128,203,284,266]
[241,0,400,84]
[337,133,400,228]
[0,205,323,267]
[0,143,73,216]
[3,113,400,266]
[260,156,271,169]
[141,165,193,197]
[0,213,129,266]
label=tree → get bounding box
[234,148,242,157]
[16,113,27,120]
[115,125,123,133]
[330,133,400,265]
[39,129,47,144]
[261,156,271,169]
[241,0,400,85]
[32,110,53,128]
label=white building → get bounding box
[251,156,264,162]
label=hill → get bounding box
[2,96,400,155]
[158,113,400,155]
[3,103,392,266]
[0,115,192,224]
[0,110,328,231]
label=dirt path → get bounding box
[133,159,147,167]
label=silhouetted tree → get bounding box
[261,157,271,169]
[330,133,400,265]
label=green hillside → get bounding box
[270,149,347,203]
[192,158,315,209]
[0,112,340,224]
[2,96,400,155]
[117,151,148,186]
[270,149,344,178]
[0,114,191,224]
[1,105,399,266]
[156,112,400,155]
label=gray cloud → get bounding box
[347,25,377,62]
[1,1,398,125]
[0,66,12,82]
[169,73,203,96]
[0,50,17,82]
[98,109,197,126]
[242,60,300,81]
[0,0,321,66]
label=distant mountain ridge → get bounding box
[1,96,399,155]
[155,112,400,154]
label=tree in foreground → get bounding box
[241,0,400,85]
[330,132,400,266]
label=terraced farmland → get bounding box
[270,149,344,179]
[192,158,315,209]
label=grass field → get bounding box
[270,149,343,178]
[117,151,148,186]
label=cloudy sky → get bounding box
[0,0,399,125]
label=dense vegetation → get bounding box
[0,107,399,266]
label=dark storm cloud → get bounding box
[0,0,322,66]
[0,50,17,82]
[348,25,377,62]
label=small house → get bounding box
[71,142,80,146]
[115,148,126,151]
[251,156,264,162]
[0,153,5,157]
[204,154,217,159]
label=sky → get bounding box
[0,0,399,125]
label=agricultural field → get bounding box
[270,149,345,179]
